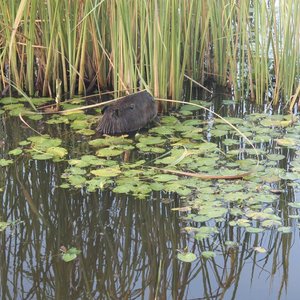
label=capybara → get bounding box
[96,91,157,135]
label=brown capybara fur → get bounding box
[96,91,157,135]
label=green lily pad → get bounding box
[246,227,265,233]
[91,167,121,177]
[46,147,67,158]
[0,159,13,166]
[68,175,86,186]
[278,226,292,233]
[153,174,178,182]
[276,138,297,147]
[177,252,197,263]
[253,246,267,253]
[288,202,300,208]
[8,148,23,156]
[201,251,216,259]
[0,221,11,231]
[138,136,165,145]
[267,154,285,161]
[96,147,124,157]
[62,247,81,262]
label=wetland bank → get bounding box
[1,0,300,299]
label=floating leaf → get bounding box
[253,247,267,253]
[91,167,121,177]
[0,159,13,166]
[0,97,19,104]
[71,119,89,130]
[267,154,285,161]
[149,126,175,135]
[19,140,31,146]
[60,183,70,189]
[77,129,95,136]
[253,135,270,143]
[246,227,265,234]
[288,215,300,219]
[27,114,43,121]
[138,136,165,145]
[47,115,69,124]
[62,253,77,262]
[8,148,23,156]
[201,251,216,259]
[194,226,218,240]
[236,219,251,227]
[149,182,165,191]
[261,219,282,228]
[28,136,62,150]
[260,119,282,127]
[89,136,131,148]
[113,184,134,194]
[68,167,87,175]
[229,208,243,217]
[61,247,81,262]
[192,215,210,223]
[68,175,86,186]
[96,147,124,157]
[46,147,67,158]
[0,221,10,231]
[288,202,300,208]
[210,129,228,137]
[86,178,111,191]
[225,241,239,248]
[153,174,178,182]
[280,172,300,180]
[177,252,197,263]
[278,226,292,233]
[160,116,179,125]
[276,138,297,147]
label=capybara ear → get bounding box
[96,91,157,135]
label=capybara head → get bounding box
[96,91,157,135]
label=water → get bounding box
[0,98,299,300]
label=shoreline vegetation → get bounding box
[0,0,299,107]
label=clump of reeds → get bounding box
[0,0,299,107]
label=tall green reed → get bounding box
[0,0,299,107]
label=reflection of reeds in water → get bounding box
[0,1,299,106]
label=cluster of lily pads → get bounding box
[2,97,300,262]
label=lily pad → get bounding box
[46,147,67,158]
[8,148,23,156]
[91,167,121,177]
[253,246,267,253]
[201,251,216,259]
[276,138,297,148]
[96,147,124,157]
[0,221,11,231]
[267,154,285,161]
[0,159,13,166]
[177,252,197,263]
[61,247,81,262]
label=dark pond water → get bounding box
[1,93,300,300]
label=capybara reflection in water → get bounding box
[96,91,157,135]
